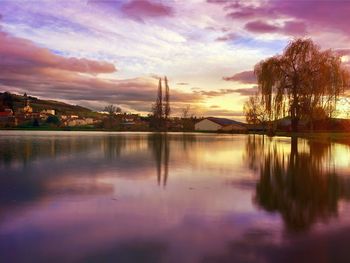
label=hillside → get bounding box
[0,92,99,118]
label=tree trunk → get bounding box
[290,136,298,167]
[291,117,299,133]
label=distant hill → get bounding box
[0,92,99,118]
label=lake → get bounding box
[1,131,350,263]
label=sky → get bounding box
[1,0,350,120]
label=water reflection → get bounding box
[1,132,350,262]
[149,133,170,186]
[245,135,350,232]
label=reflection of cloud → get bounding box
[2,133,350,262]
[83,240,168,263]
[46,179,114,197]
[203,226,350,263]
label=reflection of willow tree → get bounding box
[245,135,350,232]
[149,133,170,186]
[244,134,266,172]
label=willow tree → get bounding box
[255,38,349,132]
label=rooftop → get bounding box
[206,117,245,126]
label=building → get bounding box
[0,109,17,127]
[40,109,56,120]
[221,123,248,132]
[40,109,55,115]
[19,93,33,114]
[65,117,94,127]
[195,117,247,132]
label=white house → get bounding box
[41,109,56,115]
[66,118,94,127]
[195,117,246,132]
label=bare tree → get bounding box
[181,105,191,119]
[243,93,269,126]
[104,104,121,115]
[181,105,193,131]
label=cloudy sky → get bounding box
[1,0,350,119]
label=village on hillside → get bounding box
[0,91,253,132]
[0,76,255,133]
[2,88,350,133]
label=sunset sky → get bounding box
[1,0,350,120]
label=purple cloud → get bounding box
[223,71,256,84]
[233,86,258,96]
[194,89,236,97]
[245,20,307,35]
[275,1,350,35]
[0,32,116,74]
[223,0,350,37]
[245,20,279,33]
[121,0,173,21]
[0,29,202,112]
[216,32,238,42]
[336,49,350,56]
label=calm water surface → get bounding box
[1,131,350,263]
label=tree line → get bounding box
[244,38,350,133]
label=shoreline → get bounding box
[2,127,350,138]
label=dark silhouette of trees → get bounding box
[32,118,40,127]
[2,92,14,111]
[151,77,171,131]
[181,105,195,131]
[103,104,122,129]
[152,78,163,130]
[164,76,170,128]
[250,38,350,132]
[104,104,121,115]
[243,93,269,126]
[46,115,60,126]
